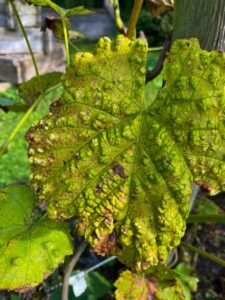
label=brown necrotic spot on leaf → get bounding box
[112,162,127,179]
[196,181,212,193]
[95,185,103,194]
[92,231,116,256]
[50,99,63,110]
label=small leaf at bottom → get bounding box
[0,185,73,290]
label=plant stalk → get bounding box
[8,0,39,76]
[180,241,225,267]
[61,241,88,300]
[127,0,144,39]
[148,46,163,52]
[187,214,225,223]
[104,0,126,34]
[62,17,70,65]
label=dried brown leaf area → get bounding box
[147,0,174,15]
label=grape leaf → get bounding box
[0,97,25,112]
[115,270,149,300]
[42,17,86,41]
[26,36,225,271]
[64,7,92,17]
[42,17,70,40]
[115,264,198,300]
[19,72,63,106]
[25,0,91,17]
[0,185,73,290]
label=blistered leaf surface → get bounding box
[115,270,148,300]
[115,264,198,300]
[27,37,225,271]
[0,185,73,290]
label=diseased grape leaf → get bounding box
[115,264,198,300]
[25,0,91,17]
[115,270,149,300]
[26,36,225,271]
[0,185,73,290]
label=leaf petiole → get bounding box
[187,214,225,223]
[180,241,225,267]
[62,16,70,65]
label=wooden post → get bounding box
[0,0,65,83]
[172,0,225,51]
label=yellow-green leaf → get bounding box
[0,185,73,290]
[64,6,92,17]
[26,36,225,271]
[25,0,91,17]
[115,270,149,300]
[115,264,198,300]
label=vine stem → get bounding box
[146,40,171,82]
[0,84,61,157]
[8,0,39,76]
[104,0,127,34]
[69,41,80,53]
[180,241,225,267]
[61,241,88,300]
[62,17,70,65]
[187,214,225,223]
[148,46,163,52]
[126,0,144,39]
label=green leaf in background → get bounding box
[27,36,225,271]
[0,97,16,107]
[194,197,221,215]
[0,85,63,187]
[0,185,73,290]
[115,264,198,300]
[0,87,26,112]
[175,263,199,300]
[19,72,63,106]
[25,0,91,17]
[0,97,26,112]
